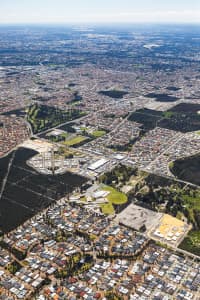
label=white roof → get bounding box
[88,158,108,170]
[114,154,125,160]
[93,190,109,198]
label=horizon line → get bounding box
[0,21,200,26]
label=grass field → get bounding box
[162,111,175,118]
[60,132,69,138]
[100,185,127,215]
[91,130,106,138]
[182,194,200,210]
[79,128,106,138]
[80,126,89,131]
[56,146,82,158]
[100,202,115,215]
[63,136,87,147]
[179,230,200,256]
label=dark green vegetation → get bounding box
[27,104,86,134]
[126,172,200,255]
[99,165,137,214]
[2,108,26,117]
[179,230,200,256]
[69,91,83,103]
[98,90,128,99]
[145,93,179,102]
[31,95,51,102]
[0,148,87,233]
[170,103,200,114]
[7,261,21,275]
[55,252,93,278]
[47,132,68,143]
[166,86,181,91]
[68,82,77,87]
[170,154,200,186]
[58,123,76,133]
[128,108,163,130]
[0,240,27,260]
[159,103,200,132]
[130,173,200,229]
[100,164,137,187]
[105,292,123,300]
[128,103,200,133]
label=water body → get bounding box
[0,147,87,233]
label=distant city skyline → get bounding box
[0,0,200,24]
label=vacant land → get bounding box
[63,135,89,147]
[151,214,189,247]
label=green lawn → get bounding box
[80,196,87,202]
[80,126,89,131]
[162,111,174,118]
[100,202,115,215]
[92,130,106,138]
[63,136,87,146]
[60,132,69,138]
[100,185,127,215]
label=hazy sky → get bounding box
[0,0,200,24]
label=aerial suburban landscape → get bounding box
[0,7,200,300]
